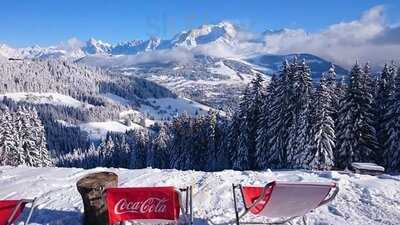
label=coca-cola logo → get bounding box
[114,197,168,215]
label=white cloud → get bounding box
[59,37,85,51]
[82,47,195,67]
[258,5,400,68]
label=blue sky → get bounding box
[1,0,400,47]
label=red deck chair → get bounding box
[0,198,37,225]
[232,182,339,225]
[104,186,193,225]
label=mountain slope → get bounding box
[0,22,349,108]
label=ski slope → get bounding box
[0,166,399,225]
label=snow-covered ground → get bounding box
[140,97,223,120]
[0,92,91,108]
[0,166,399,225]
[79,121,144,139]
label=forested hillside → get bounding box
[0,58,399,172]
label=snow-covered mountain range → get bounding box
[0,21,348,108]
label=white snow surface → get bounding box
[79,121,144,139]
[0,92,90,108]
[0,166,399,225]
[140,97,223,120]
[351,163,385,172]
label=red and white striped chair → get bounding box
[0,198,37,225]
[232,182,338,225]
[104,186,193,225]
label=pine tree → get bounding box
[30,107,53,166]
[325,65,340,121]
[267,60,295,168]
[384,66,400,171]
[16,106,36,166]
[205,111,218,171]
[255,75,276,169]
[232,73,265,171]
[148,124,170,169]
[308,74,335,170]
[169,112,195,170]
[233,87,251,170]
[99,134,115,167]
[129,130,148,169]
[287,60,313,168]
[0,106,24,166]
[226,109,241,169]
[375,63,397,164]
[336,63,378,168]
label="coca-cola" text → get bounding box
[114,197,168,215]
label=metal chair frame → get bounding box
[4,198,37,225]
[232,182,339,225]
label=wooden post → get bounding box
[77,171,118,225]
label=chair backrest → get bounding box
[105,187,181,225]
[242,185,274,214]
[0,200,26,225]
[243,182,335,218]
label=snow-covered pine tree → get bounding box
[287,60,313,169]
[113,134,130,168]
[256,75,277,169]
[232,87,251,170]
[233,73,264,170]
[226,108,241,169]
[29,106,53,166]
[99,134,115,167]
[267,60,294,168]
[85,143,99,168]
[0,106,24,166]
[15,106,36,166]
[214,112,229,170]
[324,65,340,120]
[384,66,400,171]
[168,112,195,170]
[336,63,378,168]
[375,63,397,164]
[148,123,170,169]
[308,73,335,170]
[362,63,380,161]
[128,129,149,169]
[205,111,218,171]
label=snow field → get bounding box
[0,167,399,225]
[0,92,90,108]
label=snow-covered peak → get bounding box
[111,37,162,55]
[170,21,238,48]
[83,38,112,55]
[0,44,19,58]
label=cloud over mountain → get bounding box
[261,5,400,67]
[1,5,399,68]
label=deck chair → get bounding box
[0,198,37,225]
[232,181,338,225]
[105,186,193,225]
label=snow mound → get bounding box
[351,163,385,172]
[0,167,399,225]
[0,92,90,108]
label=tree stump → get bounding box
[77,171,118,225]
